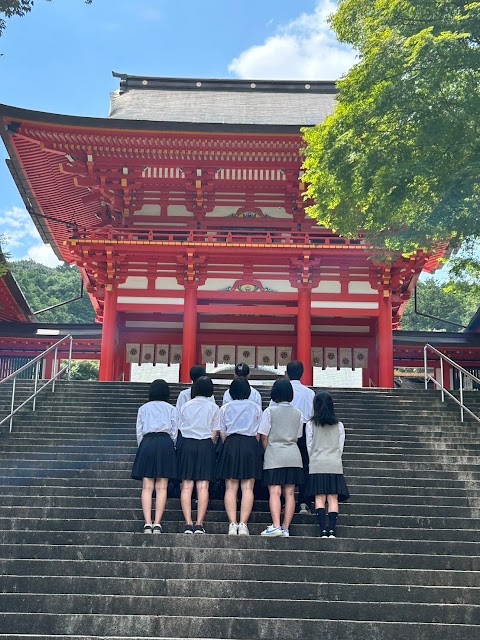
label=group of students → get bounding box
[131,360,349,538]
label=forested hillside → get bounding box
[9,260,95,323]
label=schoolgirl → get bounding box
[306,391,350,538]
[177,376,220,534]
[222,363,262,408]
[258,379,304,537]
[216,377,262,535]
[131,379,178,534]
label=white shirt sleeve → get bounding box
[136,406,144,446]
[218,406,227,433]
[306,420,313,457]
[222,390,230,406]
[296,411,304,439]
[257,407,272,437]
[338,421,345,454]
[171,407,179,444]
[211,405,220,434]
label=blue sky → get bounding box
[0,0,355,266]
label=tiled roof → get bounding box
[109,74,338,127]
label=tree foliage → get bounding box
[400,277,477,331]
[68,359,99,380]
[0,0,92,37]
[9,260,95,323]
[303,0,480,255]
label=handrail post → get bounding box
[33,359,40,411]
[9,377,16,433]
[52,347,58,393]
[459,371,464,422]
[67,335,73,381]
[440,356,444,402]
[424,346,428,389]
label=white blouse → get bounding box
[135,401,179,445]
[179,396,220,440]
[305,420,345,456]
[289,380,315,423]
[218,399,262,437]
[222,386,263,408]
[258,402,303,439]
[176,387,215,411]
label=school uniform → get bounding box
[131,401,178,481]
[289,380,315,504]
[258,402,304,486]
[176,388,216,411]
[305,420,350,502]
[177,396,220,481]
[222,386,263,408]
[216,399,262,480]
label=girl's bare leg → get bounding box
[195,480,210,526]
[181,480,194,525]
[154,478,168,525]
[281,485,296,531]
[239,478,255,524]
[225,479,239,523]
[327,495,339,513]
[315,494,327,510]
[141,478,155,524]
[268,485,282,528]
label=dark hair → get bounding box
[229,376,251,400]
[149,379,170,402]
[191,375,213,399]
[271,379,294,403]
[312,391,338,427]
[190,365,206,383]
[287,360,304,380]
[235,362,250,378]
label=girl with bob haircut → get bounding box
[131,379,178,534]
[258,379,304,537]
[306,391,350,538]
[177,376,220,534]
[216,377,262,535]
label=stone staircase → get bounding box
[0,380,479,639]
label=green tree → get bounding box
[0,1,92,37]
[303,0,480,255]
[9,260,95,323]
[68,360,99,380]
[400,277,477,331]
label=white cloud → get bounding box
[0,205,62,267]
[229,1,356,81]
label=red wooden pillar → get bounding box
[181,284,198,383]
[377,293,394,388]
[43,350,55,379]
[99,288,118,382]
[442,362,452,391]
[122,362,131,382]
[297,286,313,386]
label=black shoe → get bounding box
[184,524,194,534]
[328,529,336,538]
[320,530,328,538]
[194,524,206,534]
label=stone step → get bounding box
[0,612,477,640]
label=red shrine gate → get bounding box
[0,76,446,387]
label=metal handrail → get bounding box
[423,343,480,423]
[0,335,73,432]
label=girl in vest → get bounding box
[306,391,350,538]
[177,376,220,534]
[216,377,262,535]
[131,379,178,534]
[258,379,304,537]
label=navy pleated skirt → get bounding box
[177,436,216,481]
[216,434,263,480]
[131,432,177,481]
[263,466,305,487]
[306,473,350,502]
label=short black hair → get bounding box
[191,375,214,399]
[271,379,294,403]
[235,362,250,378]
[190,365,206,383]
[287,360,304,380]
[229,376,251,400]
[312,391,338,427]
[149,379,170,402]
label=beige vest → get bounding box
[309,422,343,475]
[263,405,303,470]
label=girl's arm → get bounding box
[261,434,269,449]
[338,421,345,454]
[305,421,313,457]
[135,408,144,446]
[218,406,228,442]
[211,405,220,443]
[170,407,179,444]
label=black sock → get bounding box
[328,511,338,531]
[315,508,326,531]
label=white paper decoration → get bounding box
[277,346,292,366]
[126,344,140,364]
[201,345,216,363]
[311,348,323,368]
[257,347,275,367]
[155,344,169,365]
[237,346,256,365]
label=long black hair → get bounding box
[311,391,338,427]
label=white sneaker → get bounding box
[228,522,238,535]
[237,522,250,536]
[299,503,311,515]
[281,528,290,537]
[261,525,283,537]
